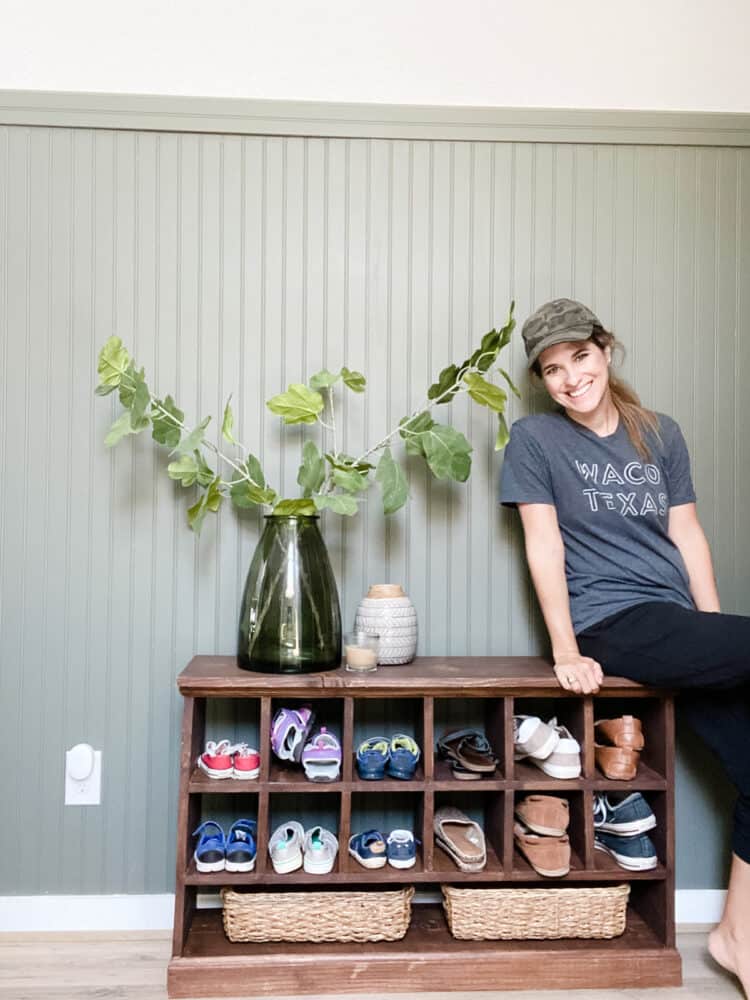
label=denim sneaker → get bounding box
[348,829,387,869]
[594,829,658,871]
[386,734,420,780]
[593,793,656,836]
[386,829,417,869]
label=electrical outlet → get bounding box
[65,743,102,805]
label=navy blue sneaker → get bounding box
[356,737,390,780]
[593,793,656,836]
[225,818,257,873]
[386,829,417,869]
[386,734,420,780]
[594,829,658,871]
[348,829,387,869]
[192,820,226,873]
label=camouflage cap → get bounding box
[522,298,602,368]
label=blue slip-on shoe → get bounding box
[225,818,257,873]
[356,737,390,780]
[593,793,656,836]
[348,829,387,869]
[594,829,658,871]
[386,829,418,869]
[192,820,226,873]
[386,734,420,780]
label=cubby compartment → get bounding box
[592,789,668,878]
[268,697,344,785]
[512,789,585,878]
[188,698,262,791]
[268,791,342,877]
[433,697,505,783]
[433,790,504,878]
[511,696,586,784]
[185,791,260,884]
[592,696,667,784]
[352,698,425,785]
[346,791,424,876]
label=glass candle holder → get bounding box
[344,631,379,673]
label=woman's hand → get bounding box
[553,655,603,694]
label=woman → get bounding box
[499,297,750,996]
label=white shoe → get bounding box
[268,821,304,874]
[303,825,338,874]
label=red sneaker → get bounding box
[233,744,260,780]
[197,739,234,779]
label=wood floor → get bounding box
[0,928,742,1000]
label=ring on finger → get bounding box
[566,675,575,684]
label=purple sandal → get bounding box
[271,706,315,762]
[301,727,342,782]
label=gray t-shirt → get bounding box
[499,411,696,633]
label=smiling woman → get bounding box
[499,297,750,997]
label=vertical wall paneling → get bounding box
[1,124,749,892]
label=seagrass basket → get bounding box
[222,886,415,943]
[441,883,629,940]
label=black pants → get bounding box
[578,601,750,864]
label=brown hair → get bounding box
[532,327,660,462]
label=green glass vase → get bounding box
[237,514,342,673]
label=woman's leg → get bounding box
[579,602,750,995]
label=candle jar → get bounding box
[344,631,379,673]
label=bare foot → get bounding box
[709,924,749,997]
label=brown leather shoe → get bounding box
[515,794,570,837]
[595,715,644,751]
[514,821,570,877]
[595,744,639,780]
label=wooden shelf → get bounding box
[170,656,680,996]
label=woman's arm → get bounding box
[667,502,721,612]
[518,503,603,694]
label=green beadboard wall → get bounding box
[1,108,749,894]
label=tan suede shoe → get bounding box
[595,715,645,751]
[513,821,570,877]
[514,794,570,837]
[595,744,639,780]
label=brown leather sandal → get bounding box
[437,729,498,773]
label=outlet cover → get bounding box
[65,744,102,805]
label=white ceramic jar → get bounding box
[354,584,418,665]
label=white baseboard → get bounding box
[0,889,726,932]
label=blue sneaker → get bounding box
[348,829,387,869]
[356,737,390,780]
[593,793,656,836]
[225,818,257,873]
[594,829,658,871]
[386,829,417,869]
[192,820,225,873]
[386,734,420,780]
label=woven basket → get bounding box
[442,883,630,940]
[222,886,415,943]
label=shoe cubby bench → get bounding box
[169,656,681,998]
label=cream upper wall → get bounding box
[4,0,750,112]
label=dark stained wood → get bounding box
[167,906,681,996]
[171,658,678,997]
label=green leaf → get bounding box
[222,396,238,445]
[118,363,137,408]
[498,367,521,399]
[195,451,215,488]
[309,368,340,391]
[151,395,184,448]
[244,454,266,488]
[167,453,199,488]
[375,447,408,515]
[104,410,148,447]
[495,413,510,451]
[427,363,460,403]
[332,467,369,493]
[340,367,366,393]
[419,423,472,482]
[272,498,317,516]
[297,440,326,497]
[130,370,151,428]
[230,480,277,509]
[187,477,224,535]
[313,493,359,516]
[173,416,211,456]
[497,301,516,349]
[266,384,324,424]
[97,337,131,388]
[324,452,375,473]
[399,412,435,457]
[95,383,117,397]
[463,372,507,413]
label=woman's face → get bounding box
[538,339,612,416]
